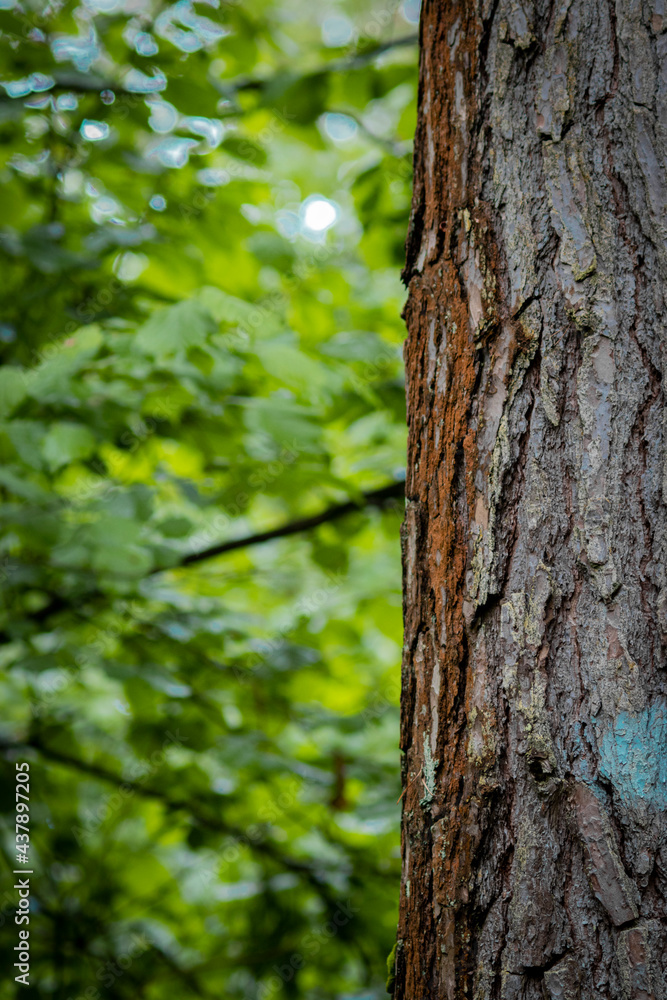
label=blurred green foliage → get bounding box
[0,0,417,997]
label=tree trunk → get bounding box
[395,1,667,998]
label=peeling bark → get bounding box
[395,1,667,998]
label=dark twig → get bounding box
[0,479,404,639]
[173,480,405,572]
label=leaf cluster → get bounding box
[0,1,417,997]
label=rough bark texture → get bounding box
[396,1,667,998]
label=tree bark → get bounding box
[395,2,667,998]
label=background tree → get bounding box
[0,2,418,997]
[394,1,667,998]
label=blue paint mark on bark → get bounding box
[596,703,667,807]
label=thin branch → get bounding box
[1,737,342,907]
[325,105,410,155]
[0,480,404,639]
[228,33,419,94]
[334,33,419,71]
[173,480,405,572]
[1,35,418,106]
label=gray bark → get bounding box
[394,1,667,998]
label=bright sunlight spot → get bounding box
[80,119,109,141]
[301,196,338,232]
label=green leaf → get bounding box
[90,544,152,577]
[134,300,216,357]
[42,423,96,471]
[197,286,259,325]
[220,135,267,164]
[255,341,340,399]
[25,326,104,399]
[0,367,26,418]
[157,516,193,538]
[262,71,330,125]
